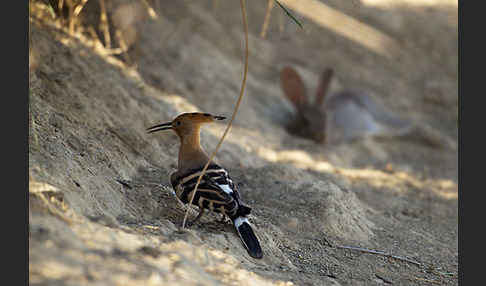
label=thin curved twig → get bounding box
[337,245,422,267]
[181,0,249,229]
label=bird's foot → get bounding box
[186,209,205,227]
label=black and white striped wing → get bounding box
[170,164,261,259]
[170,165,240,217]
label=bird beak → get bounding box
[213,115,226,121]
[146,121,172,134]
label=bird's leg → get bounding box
[187,208,205,226]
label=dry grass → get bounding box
[183,0,250,228]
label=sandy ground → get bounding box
[29,0,457,285]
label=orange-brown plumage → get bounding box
[147,112,225,173]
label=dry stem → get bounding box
[337,245,422,267]
[99,0,111,49]
[260,0,275,38]
[182,0,249,229]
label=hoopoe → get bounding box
[147,112,263,259]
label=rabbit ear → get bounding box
[280,66,308,109]
[315,68,334,106]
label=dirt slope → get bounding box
[29,0,458,285]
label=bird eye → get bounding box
[176,121,181,126]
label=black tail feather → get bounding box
[234,218,263,259]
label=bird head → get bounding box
[147,112,226,138]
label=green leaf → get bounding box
[274,0,303,29]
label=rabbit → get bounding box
[279,66,456,149]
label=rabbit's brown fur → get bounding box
[280,66,412,144]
